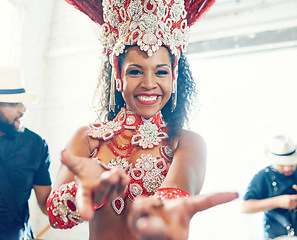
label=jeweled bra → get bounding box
[88,108,173,214]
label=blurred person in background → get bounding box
[242,135,297,239]
[0,66,52,240]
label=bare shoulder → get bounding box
[172,129,206,164]
[174,129,207,167]
[72,125,90,138]
[66,125,98,157]
[178,129,206,149]
[69,126,90,147]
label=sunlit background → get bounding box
[1,0,297,239]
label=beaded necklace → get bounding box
[88,108,168,147]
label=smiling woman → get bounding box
[45,0,238,240]
[1,0,297,239]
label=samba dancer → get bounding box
[47,0,238,239]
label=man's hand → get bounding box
[277,194,297,210]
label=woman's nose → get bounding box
[141,73,157,90]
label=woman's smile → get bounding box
[135,94,161,105]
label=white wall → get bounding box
[33,0,101,239]
[2,0,100,239]
[36,2,101,238]
[188,47,297,240]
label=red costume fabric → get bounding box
[47,181,83,229]
[156,187,190,200]
[88,108,173,214]
[47,108,178,228]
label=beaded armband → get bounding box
[155,187,190,200]
[47,181,83,229]
[47,181,108,229]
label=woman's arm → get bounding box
[47,126,129,227]
[53,126,96,190]
[128,130,238,240]
[60,150,130,220]
[161,129,207,195]
[129,192,238,240]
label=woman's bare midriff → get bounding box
[89,199,138,240]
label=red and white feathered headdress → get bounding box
[65,0,215,110]
[66,0,215,57]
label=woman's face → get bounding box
[120,46,173,118]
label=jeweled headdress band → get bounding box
[103,0,189,58]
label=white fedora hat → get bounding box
[265,135,297,165]
[0,66,38,103]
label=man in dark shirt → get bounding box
[0,66,52,240]
[242,135,297,239]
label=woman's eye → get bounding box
[128,69,142,75]
[156,70,169,76]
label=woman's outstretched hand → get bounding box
[60,149,238,239]
[129,192,239,240]
[61,149,130,220]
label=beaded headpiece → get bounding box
[66,0,214,57]
[65,0,215,110]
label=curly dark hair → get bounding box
[93,48,198,139]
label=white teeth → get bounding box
[137,95,158,101]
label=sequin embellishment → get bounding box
[110,154,170,214]
[132,118,168,149]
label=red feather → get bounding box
[185,0,216,27]
[65,0,104,25]
[64,0,215,27]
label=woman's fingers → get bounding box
[129,198,166,240]
[130,197,189,240]
[117,174,130,195]
[129,197,165,230]
[61,150,131,220]
[76,181,95,220]
[94,167,130,201]
[129,192,238,240]
[136,216,167,240]
[75,166,130,219]
[191,192,239,214]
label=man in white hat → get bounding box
[0,66,52,240]
[242,135,297,239]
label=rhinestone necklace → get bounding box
[88,108,169,149]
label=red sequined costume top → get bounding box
[88,108,173,214]
[47,108,179,229]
